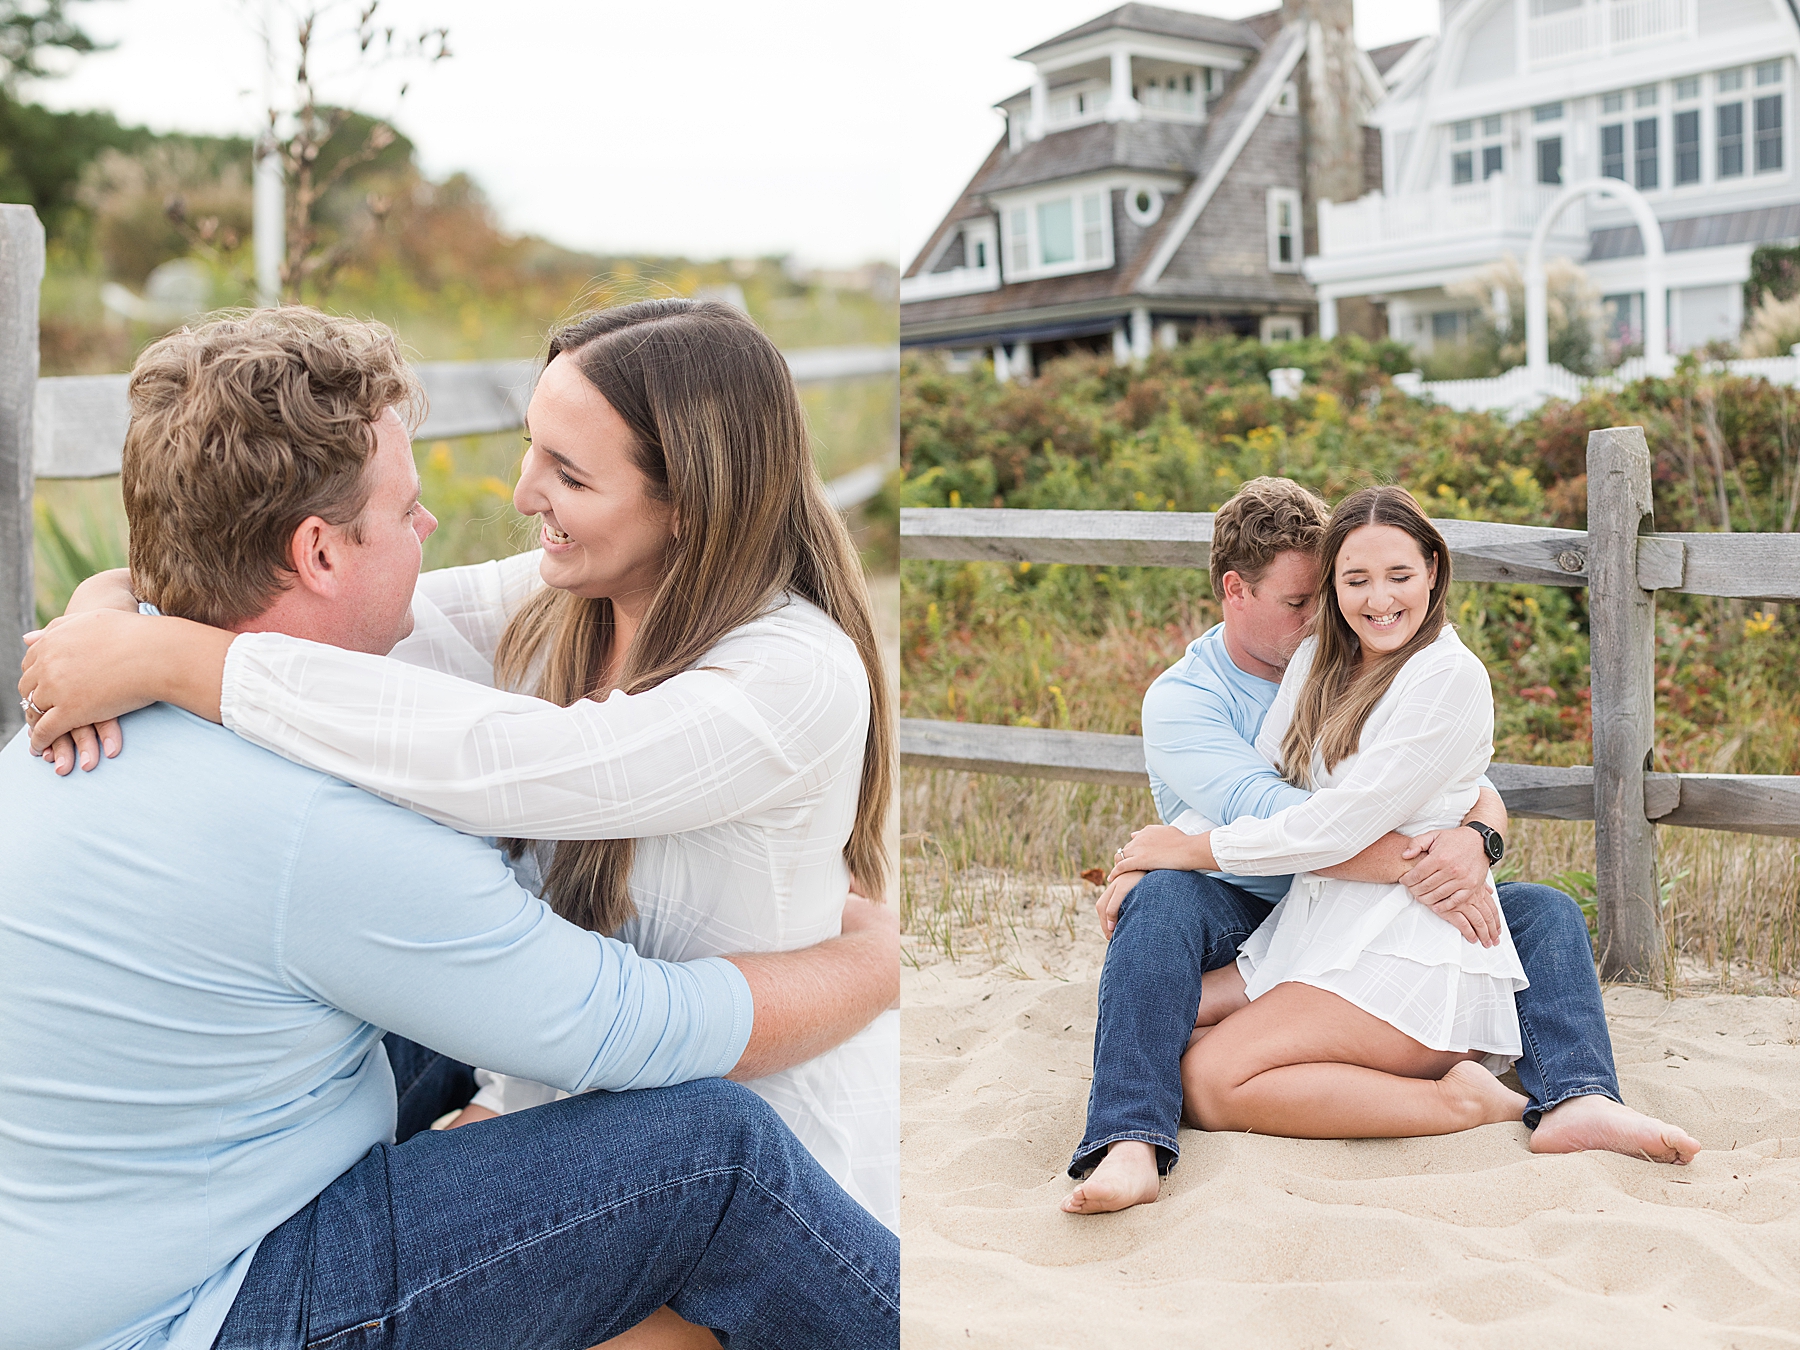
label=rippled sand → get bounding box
[901,919,1800,1348]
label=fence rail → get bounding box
[34,345,899,480]
[0,202,897,748]
[900,425,1800,981]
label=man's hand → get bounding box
[1400,828,1501,947]
[1097,870,1146,939]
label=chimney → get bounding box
[1282,0,1364,253]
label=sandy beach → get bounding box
[901,893,1800,1348]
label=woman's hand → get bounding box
[17,571,145,772]
[1096,870,1146,938]
[1107,824,1214,882]
[20,609,233,769]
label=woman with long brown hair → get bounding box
[1101,486,1530,1149]
[20,299,899,1230]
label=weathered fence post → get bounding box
[0,205,44,743]
[1587,425,1662,981]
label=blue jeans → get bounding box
[1069,872,1621,1177]
[215,1036,898,1350]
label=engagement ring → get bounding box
[20,692,42,720]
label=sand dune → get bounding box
[902,917,1800,1348]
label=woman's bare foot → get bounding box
[1436,1060,1529,1127]
[1530,1092,1702,1164]
[1061,1139,1161,1214]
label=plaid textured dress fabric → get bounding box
[1212,628,1529,1061]
[217,551,900,1228]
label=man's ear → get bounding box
[287,516,343,599]
[1219,570,1248,608]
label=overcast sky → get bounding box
[28,1,1440,267]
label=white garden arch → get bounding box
[1526,177,1670,385]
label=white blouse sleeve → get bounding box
[219,605,868,840]
[415,551,544,661]
[1209,644,1494,877]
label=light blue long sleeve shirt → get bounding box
[0,705,753,1350]
[1140,623,1311,903]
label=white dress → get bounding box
[1207,627,1528,1061]
[216,550,900,1229]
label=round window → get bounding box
[1126,185,1163,226]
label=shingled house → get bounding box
[901,0,1389,378]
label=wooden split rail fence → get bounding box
[899,425,1800,983]
[0,204,897,740]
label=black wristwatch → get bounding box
[1465,820,1505,867]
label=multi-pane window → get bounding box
[1601,122,1625,180]
[1450,119,1474,184]
[1533,102,1563,123]
[1450,117,1505,185]
[1634,118,1659,189]
[1756,94,1784,172]
[1006,190,1111,278]
[1719,101,1746,177]
[1674,109,1701,185]
[1267,188,1300,271]
[1537,136,1563,185]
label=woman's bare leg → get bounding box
[593,1306,721,1350]
[1062,966,1253,1215]
[1181,981,1527,1138]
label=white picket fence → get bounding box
[1399,348,1800,419]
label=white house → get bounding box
[1308,0,1800,357]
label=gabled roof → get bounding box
[1016,3,1265,61]
[903,136,1009,279]
[1366,37,1422,77]
[980,119,1205,195]
[1135,18,1306,289]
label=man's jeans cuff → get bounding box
[1068,1130,1180,1179]
[1523,1085,1623,1130]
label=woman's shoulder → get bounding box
[1399,625,1490,691]
[703,594,865,683]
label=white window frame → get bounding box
[1124,183,1164,226]
[998,185,1115,282]
[1267,188,1301,272]
[1260,314,1302,344]
[1591,63,1791,200]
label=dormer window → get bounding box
[1134,64,1203,119]
[1001,186,1114,281]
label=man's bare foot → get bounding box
[1530,1092,1702,1164]
[1437,1060,1530,1127]
[1061,1139,1162,1214]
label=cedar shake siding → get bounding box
[1152,104,1313,308]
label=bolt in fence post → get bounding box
[1586,424,1661,982]
[0,205,44,744]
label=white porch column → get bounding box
[1112,324,1131,365]
[1106,47,1139,121]
[1155,320,1178,350]
[993,345,1011,384]
[1129,306,1152,363]
[1013,341,1032,379]
[1318,293,1339,339]
[1028,74,1048,141]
